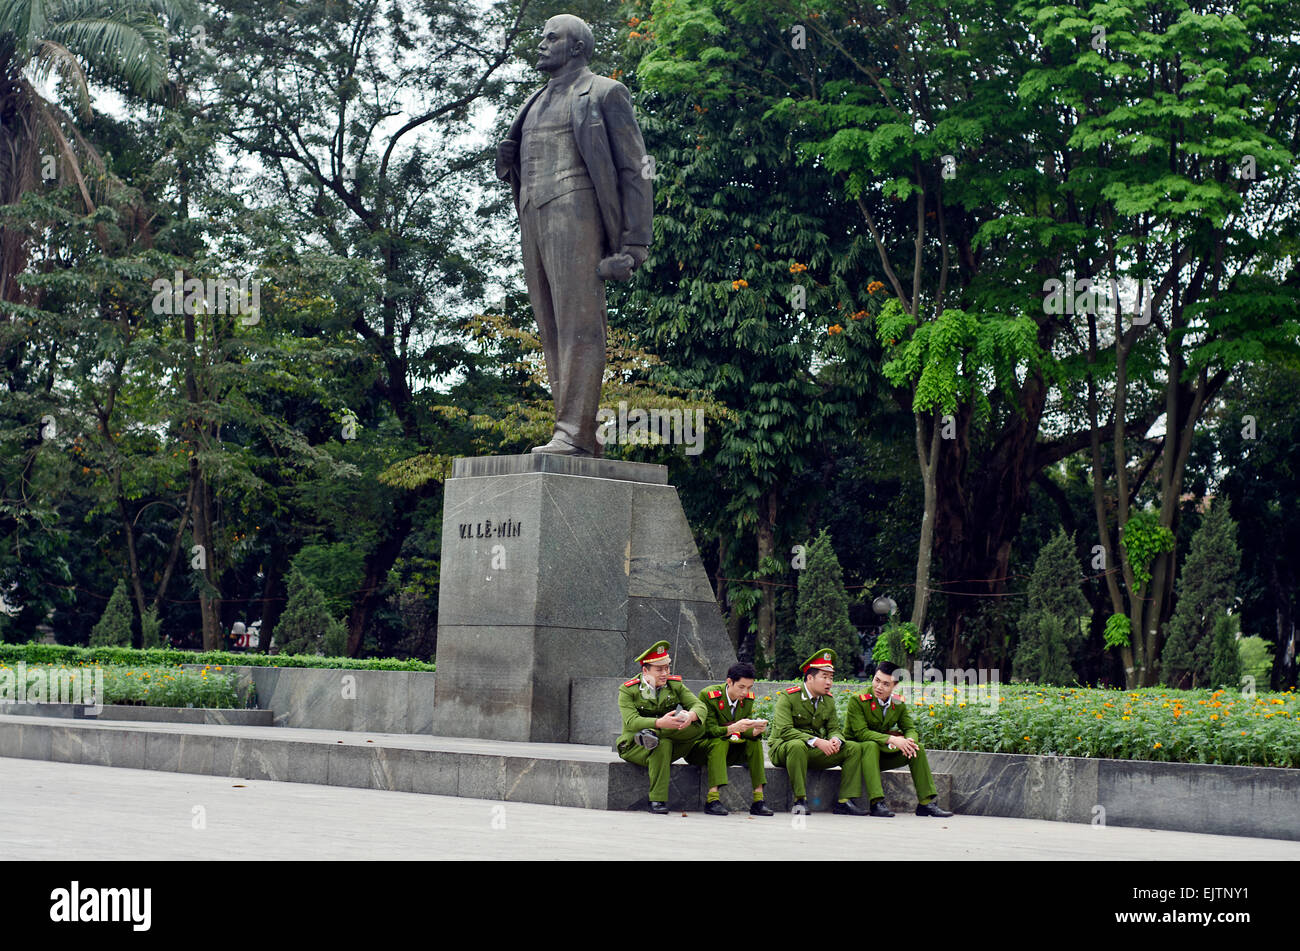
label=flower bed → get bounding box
[749,682,1299,768]
[1,661,245,709]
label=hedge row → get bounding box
[0,643,435,672]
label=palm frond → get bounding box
[30,38,92,118]
[45,11,170,98]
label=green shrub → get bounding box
[140,606,162,649]
[1013,528,1087,684]
[794,530,859,675]
[90,579,133,647]
[272,569,348,656]
[1209,613,1242,689]
[1238,635,1274,687]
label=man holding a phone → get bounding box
[698,662,774,816]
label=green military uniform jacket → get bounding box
[771,685,845,746]
[616,675,708,750]
[844,691,918,748]
[701,683,760,740]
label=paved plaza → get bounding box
[4,757,1297,861]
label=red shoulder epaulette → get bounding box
[896,695,906,704]
[785,686,800,694]
[747,691,755,699]
[859,693,869,702]
[667,674,682,681]
[623,678,639,687]
[708,690,721,698]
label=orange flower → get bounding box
[827,324,843,335]
[867,281,884,294]
[851,310,868,321]
[789,262,808,273]
[731,279,748,290]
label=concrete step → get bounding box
[0,716,949,814]
[0,702,273,727]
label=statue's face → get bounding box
[536,18,577,72]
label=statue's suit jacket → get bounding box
[496,68,653,257]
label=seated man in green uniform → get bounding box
[769,648,868,815]
[699,662,774,817]
[616,640,711,814]
[845,660,954,817]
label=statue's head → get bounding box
[536,14,594,72]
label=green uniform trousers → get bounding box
[618,721,709,802]
[770,738,863,800]
[863,741,938,803]
[705,736,766,789]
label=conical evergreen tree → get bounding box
[140,605,162,649]
[1209,613,1242,689]
[90,579,134,647]
[272,569,347,656]
[795,530,859,676]
[1013,529,1088,684]
[1160,502,1241,687]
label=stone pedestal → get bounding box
[431,454,736,742]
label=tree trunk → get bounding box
[911,409,940,637]
[345,507,414,656]
[756,490,777,668]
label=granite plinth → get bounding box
[452,453,668,484]
[433,455,736,742]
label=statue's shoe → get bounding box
[530,438,591,456]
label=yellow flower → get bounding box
[1153,742,1162,748]
[1023,736,1031,741]
[1210,714,1218,720]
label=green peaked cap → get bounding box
[800,647,837,673]
[635,640,672,666]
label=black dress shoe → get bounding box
[648,801,669,814]
[916,801,953,817]
[791,798,810,815]
[832,799,868,816]
[704,800,729,816]
[868,799,895,817]
[750,801,775,816]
